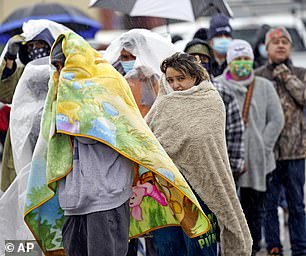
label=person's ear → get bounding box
[191,75,197,84]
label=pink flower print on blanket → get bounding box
[129,181,168,221]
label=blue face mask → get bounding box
[258,43,268,59]
[212,37,232,55]
[120,60,135,74]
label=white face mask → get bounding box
[120,60,136,73]
[258,43,268,59]
[212,37,232,55]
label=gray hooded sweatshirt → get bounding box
[58,137,134,215]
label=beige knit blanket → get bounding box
[146,76,252,256]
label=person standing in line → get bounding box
[103,29,178,256]
[104,29,177,118]
[147,52,252,256]
[252,24,271,69]
[214,39,284,255]
[255,26,306,256]
[184,39,245,182]
[208,14,233,78]
[0,20,69,192]
[50,37,135,256]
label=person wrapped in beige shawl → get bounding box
[146,52,252,256]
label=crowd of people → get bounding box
[0,12,305,256]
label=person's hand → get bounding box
[272,63,292,82]
[6,34,26,60]
[233,165,247,181]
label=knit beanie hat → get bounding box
[226,39,254,63]
[184,39,211,59]
[51,38,66,67]
[208,14,232,39]
[265,26,292,47]
[193,28,208,41]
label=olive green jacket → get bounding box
[0,59,24,191]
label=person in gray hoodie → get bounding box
[51,38,135,256]
[214,39,284,255]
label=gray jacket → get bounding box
[215,70,284,191]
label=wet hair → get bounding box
[160,52,210,85]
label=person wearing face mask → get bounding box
[117,47,159,118]
[117,48,137,75]
[103,29,178,255]
[184,39,245,184]
[253,24,271,69]
[208,14,233,78]
[255,27,306,256]
[215,39,284,255]
[0,20,66,192]
[184,39,212,74]
[0,28,54,104]
[104,29,177,118]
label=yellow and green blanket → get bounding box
[24,31,210,254]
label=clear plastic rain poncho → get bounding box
[0,57,49,255]
[0,19,71,65]
[0,20,70,255]
[103,29,179,116]
[103,28,179,77]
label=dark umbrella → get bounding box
[0,2,102,44]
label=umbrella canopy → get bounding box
[0,3,102,44]
[89,0,233,21]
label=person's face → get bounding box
[214,34,231,39]
[229,56,253,80]
[166,67,196,91]
[191,54,210,65]
[267,36,291,63]
[120,49,136,61]
[27,40,48,50]
[233,56,251,61]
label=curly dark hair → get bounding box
[160,52,210,85]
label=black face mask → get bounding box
[28,45,50,60]
[201,62,211,73]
